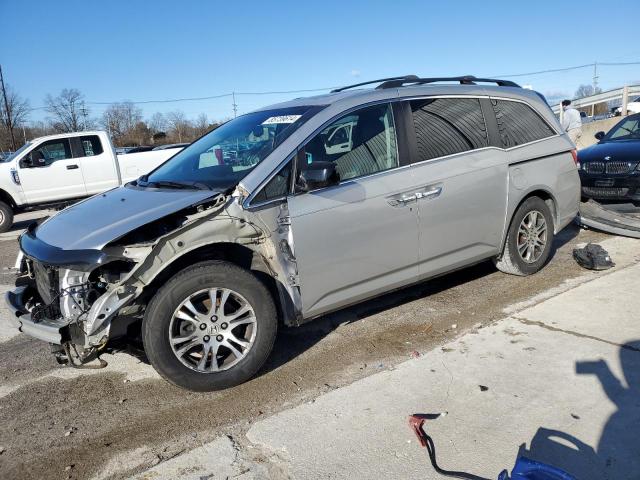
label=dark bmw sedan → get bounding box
[579,113,640,201]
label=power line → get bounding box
[493,61,640,78]
[23,60,640,113]
[493,63,594,78]
[27,86,341,111]
[87,92,234,105]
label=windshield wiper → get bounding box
[145,180,213,191]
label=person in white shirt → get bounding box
[561,99,582,144]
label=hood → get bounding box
[35,185,220,250]
[577,140,640,163]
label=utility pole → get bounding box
[232,92,237,118]
[591,61,599,117]
[80,101,88,131]
[0,65,17,150]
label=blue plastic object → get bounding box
[498,456,577,480]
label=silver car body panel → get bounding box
[288,163,420,317]
[35,185,218,250]
[411,146,509,279]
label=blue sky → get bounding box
[1,0,639,123]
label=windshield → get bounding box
[2,142,32,163]
[142,105,322,190]
[604,116,640,141]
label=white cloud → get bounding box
[350,69,361,77]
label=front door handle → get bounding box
[66,164,79,170]
[415,186,442,200]
[387,193,417,207]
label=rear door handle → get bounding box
[66,164,79,170]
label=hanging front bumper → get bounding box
[4,285,64,344]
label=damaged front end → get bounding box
[6,186,303,368]
[8,219,162,366]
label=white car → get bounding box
[614,96,640,115]
[0,131,184,232]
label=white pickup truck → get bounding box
[0,131,184,232]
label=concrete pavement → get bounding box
[132,249,640,480]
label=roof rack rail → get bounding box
[330,75,419,93]
[376,75,520,89]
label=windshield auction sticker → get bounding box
[262,115,302,125]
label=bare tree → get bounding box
[194,113,211,137]
[128,121,152,146]
[575,84,602,99]
[101,101,143,143]
[0,84,30,150]
[45,88,90,132]
[148,112,168,135]
[166,110,191,142]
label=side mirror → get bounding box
[297,160,339,192]
[594,131,605,140]
[19,155,34,168]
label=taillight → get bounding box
[570,149,579,168]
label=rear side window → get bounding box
[410,98,488,162]
[490,100,555,148]
[80,135,104,156]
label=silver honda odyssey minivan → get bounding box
[5,76,580,391]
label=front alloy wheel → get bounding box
[143,261,278,391]
[169,288,257,372]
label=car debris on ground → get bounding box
[577,200,640,239]
[573,243,615,270]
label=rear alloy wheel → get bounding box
[143,261,277,391]
[494,196,555,276]
[516,210,548,264]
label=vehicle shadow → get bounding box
[261,258,498,376]
[519,341,640,479]
[116,227,580,378]
[549,222,580,258]
[261,225,581,377]
[115,258,499,371]
[0,211,51,239]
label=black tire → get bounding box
[0,201,14,233]
[142,260,277,391]
[494,196,555,276]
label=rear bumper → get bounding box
[4,286,64,344]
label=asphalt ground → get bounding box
[0,212,620,480]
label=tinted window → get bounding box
[32,139,72,165]
[410,98,488,162]
[491,99,555,147]
[252,162,292,203]
[80,135,104,156]
[300,103,398,182]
